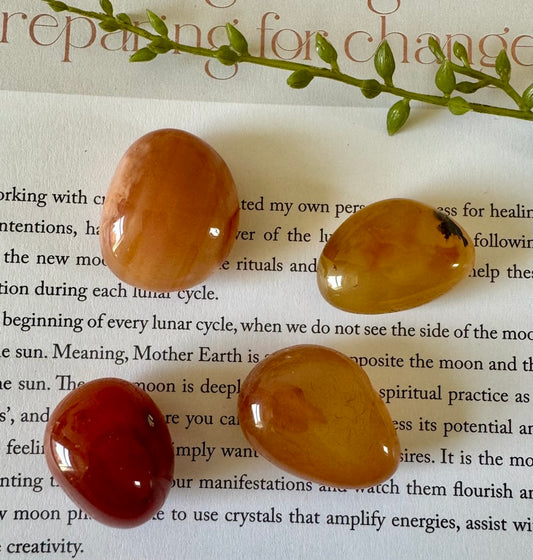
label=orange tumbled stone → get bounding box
[238,345,400,488]
[317,198,475,314]
[100,128,239,292]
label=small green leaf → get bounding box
[448,96,472,115]
[146,9,168,37]
[521,83,533,111]
[453,42,470,67]
[435,59,456,95]
[374,41,395,86]
[455,80,485,94]
[428,36,445,63]
[287,69,314,89]
[148,37,172,54]
[116,13,132,25]
[99,0,113,16]
[360,79,382,99]
[387,98,410,135]
[315,34,338,68]
[99,18,121,32]
[215,45,239,66]
[495,49,511,83]
[45,1,68,12]
[225,23,249,56]
[129,47,158,62]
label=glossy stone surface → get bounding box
[100,128,239,292]
[318,198,475,314]
[238,345,400,488]
[44,378,174,528]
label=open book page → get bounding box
[1,2,533,560]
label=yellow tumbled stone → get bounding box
[317,198,475,314]
[238,345,400,488]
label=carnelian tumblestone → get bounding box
[238,345,400,488]
[100,128,239,292]
[317,198,475,314]
[44,378,174,528]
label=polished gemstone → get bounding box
[238,345,400,488]
[100,128,239,292]
[44,378,174,528]
[318,198,475,313]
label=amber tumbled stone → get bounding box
[318,198,475,314]
[44,378,174,528]
[100,128,239,292]
[238,345,400,488]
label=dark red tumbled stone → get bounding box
[44,378,174,528]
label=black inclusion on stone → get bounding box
[434,211,469,247]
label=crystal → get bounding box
[317,198,475,313]
[238,345,400,488]
[100,128,239,292]
[44,378,174,528]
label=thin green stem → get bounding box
[451,62,523,107]
[42,1,533,128]
[60,4,218,58]
[241,54,532,120]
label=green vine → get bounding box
[43,0,533,135]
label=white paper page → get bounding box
[0,90,532,559]
[1,0,533,559]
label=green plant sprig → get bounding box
[44,0,533,135]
